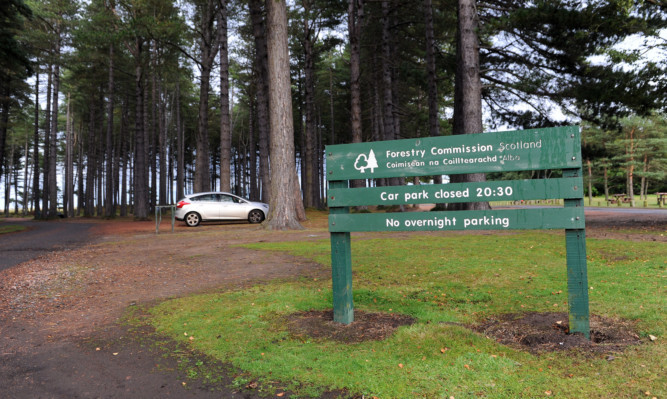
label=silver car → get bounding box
[175,192,269,227]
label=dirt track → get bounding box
[0,210,665,398]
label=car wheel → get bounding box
[185,212,201,227]
[248,209,265,224]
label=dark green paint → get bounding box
[326,126,589,337]
[563,168,590,338]
[329,208,585,232]
[328,177,583,207]
[326,126,581,180]
[329,181,354,324]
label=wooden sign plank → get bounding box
[328,177,583,207]
[329,207,585,232]
[326,126,581,181]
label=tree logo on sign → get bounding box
[354,149,378,173]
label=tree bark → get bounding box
[0,81,10,186]
[587,158,592,205]
[105,42,115,217]
[381,0,395,144]
[32,73,41,216]
[303,0,317,208]
[348,0,365,193]
[450,0,489,210]
[158,65,167,205]
[219,1,232,193]
[133,38,149,219]
[175,81,184,201]
[265,0,305,230]
[49,31,61,218]
[66,93,74,217]
[42,65,51,217]
[85,104,97,217]
[120,97,129,216]
[250,0,271,203]
[424,0,441,187]
[193,0,224,194]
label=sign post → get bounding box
[326,126,590,338]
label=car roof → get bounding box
[187,191,236,197]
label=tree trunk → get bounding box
[250,0,271,203]
[23,134,29,215]
[626,126,635,206]
[219,1,232,193]
[158,79,167,205]
[42,65,51,217]
[265,0,305,230]
[587,158,592,205]
[133,38,149,219]
[450,0,489,210]
[77,125,84,215]
[603,165,609,202]
[193,0,223,194]
[85,105,97,217]
[348,0,364,190]
[49,27,61,217]
[175,81,184,201]
[0,78,12,191]
[303,0,317,208]
[66,93,74,217]
[32,73,41,216]
[248,101,259,200]
[641,153,648,200]
[105,42,115,217]
[381,0,394,144]
[0,82,8,181]
[120,96,129,216]
[424,0,442,188]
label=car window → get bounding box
[192,194,215,202]
[219,195,234,203]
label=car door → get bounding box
[218,194,246,219]
[217,194,238,219]
[192,194,220,220]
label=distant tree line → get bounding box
[1,0,665,227]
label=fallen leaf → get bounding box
[398,363,404,368]
[648,335,657,341]
[440,348,447,353]
[276,393,285,397]
[545,390,552,396]
[189,336,194,341]
[464,364,470,370]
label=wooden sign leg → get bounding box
[331,231,353,324]
[329,180,354,324]
[565,228,590,338]
[564,168,590,339]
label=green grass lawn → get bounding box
[0,224,27,234]
[145,232,665,398]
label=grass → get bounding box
[0,224,27,234]
[145,232,666,398]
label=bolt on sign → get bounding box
[326,126,590,339]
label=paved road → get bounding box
[0,219,96,272]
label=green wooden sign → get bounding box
[328,177,583,207]
[326,126,589,339]
[326,126,581,180]
[329,208,584,232]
